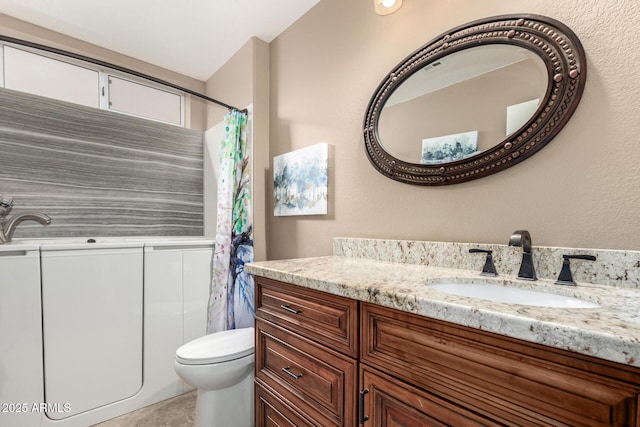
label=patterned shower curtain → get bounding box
[207,109,254,333]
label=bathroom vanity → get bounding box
[247,238,640,426]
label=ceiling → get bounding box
[0,0,320,81]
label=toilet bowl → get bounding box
[175,327,255,427]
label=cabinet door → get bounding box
[256,318,357,427]
[360,365,502,427]
[256,384,317,427]
[361,302,640,426]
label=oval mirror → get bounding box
[363,14,586,185]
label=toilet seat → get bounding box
[176,327,254,365]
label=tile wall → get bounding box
[0,88,204,237]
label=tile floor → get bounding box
[92,391,196,427]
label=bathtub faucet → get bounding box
[0,197,51,244]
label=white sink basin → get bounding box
[429,283,600,308]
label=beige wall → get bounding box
[205,40,254,128]
[268,0,640,259]
[0,13,207,130]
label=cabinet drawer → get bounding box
[256,318,357,427]
[256,383,317,427]
[360,364,502,427]
[256,277,358,357]
[361,303,640,427]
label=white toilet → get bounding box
[175,327,255,427]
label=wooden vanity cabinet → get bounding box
[254,277,359,427]
[361,302,640,427]
[255,383,316,427]
[254,277,640,426]
[360,364,501,426]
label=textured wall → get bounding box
[267,0,640,259]
[0,88,204,238]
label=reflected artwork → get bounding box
[421,130,478,164]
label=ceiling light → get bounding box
[374,0,403,15]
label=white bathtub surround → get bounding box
[41,242,144,420]
[1,237,213,427]
[245,237,640,368]
[0,243,43,427]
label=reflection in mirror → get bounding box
[378,45,548,164]
[364,14,587,185]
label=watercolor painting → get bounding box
[273,143,328,216]
[421,130,478,164]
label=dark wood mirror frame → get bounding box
[363,14,586,186]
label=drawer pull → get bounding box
[359,388,370,424]
[280,304,301,314]
[282,366,303,380]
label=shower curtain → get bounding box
[207,109,254,333]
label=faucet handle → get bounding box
[0,195,14,216]
[555,254,597,286]
[469,249,498,277]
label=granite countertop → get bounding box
[246,255,640,367]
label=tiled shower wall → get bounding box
[0,88,204,238]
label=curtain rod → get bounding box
[0,34,247,114]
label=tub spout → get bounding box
[0,213,51,244]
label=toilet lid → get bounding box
[176,327,255,365]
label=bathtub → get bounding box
[0,237,214,427]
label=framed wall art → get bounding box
[273,143,328,216]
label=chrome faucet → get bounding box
[508,230,536,280]
[0,196,51,244]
